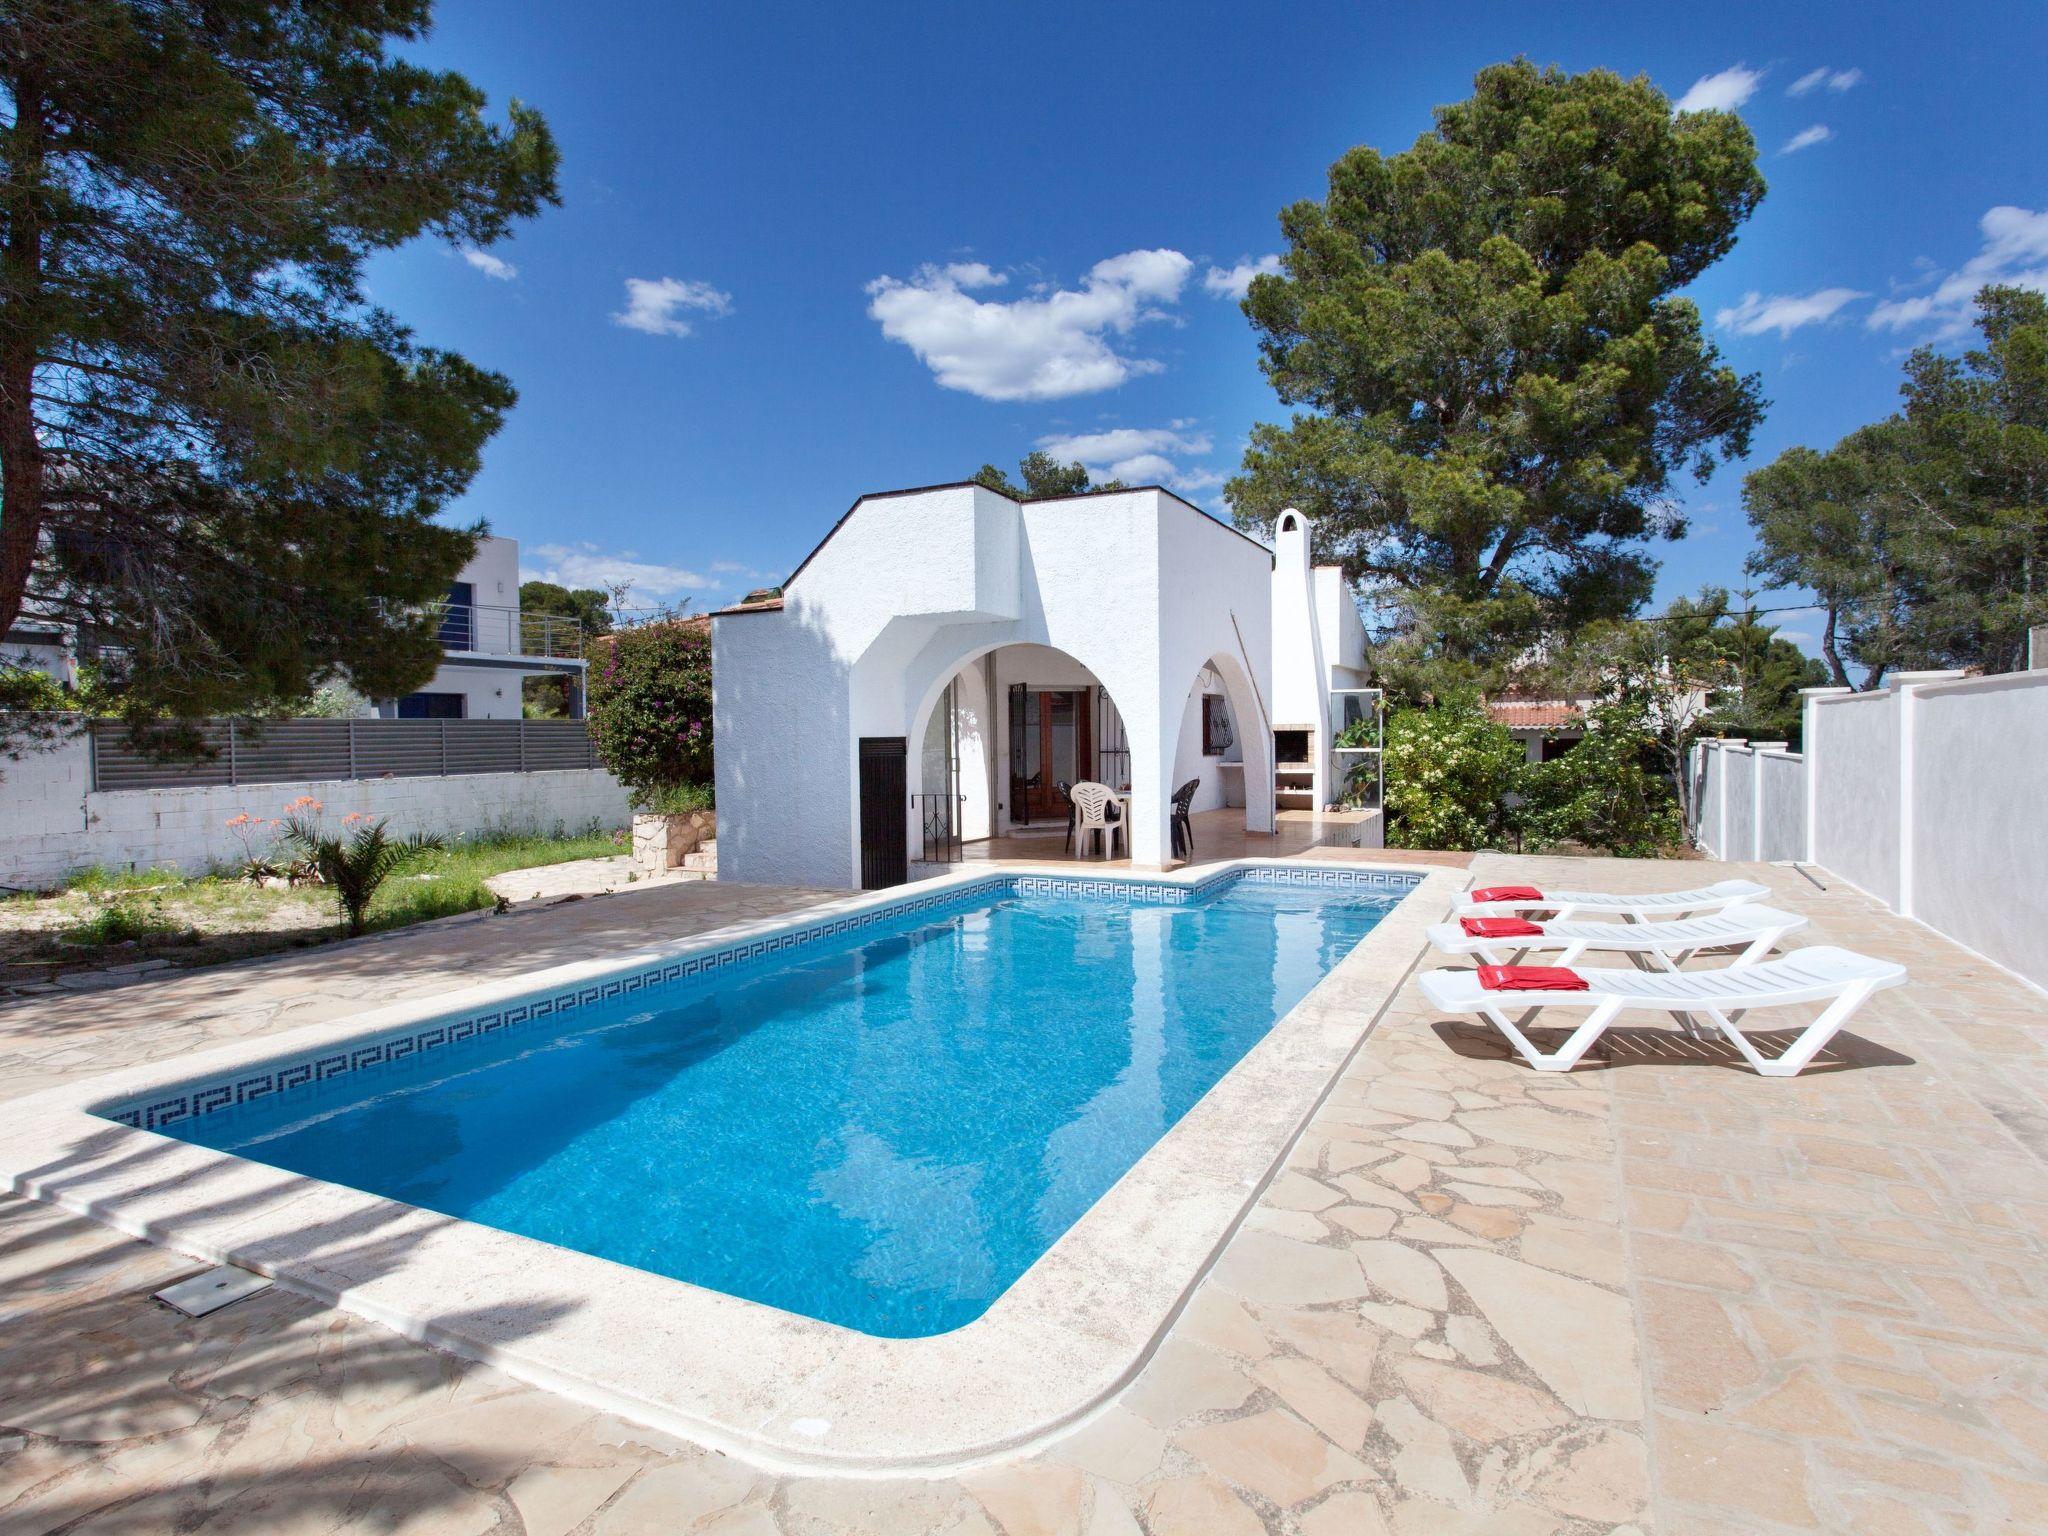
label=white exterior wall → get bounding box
[405,662,528,721]
[1811,689,1902,907]
[1907,672,2048,989]
[1692,670,2048,991]
[1755,749,1806,863]
[714,486,1273,889]
[458,536,523,644]
[1,732,627,887]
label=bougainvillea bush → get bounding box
[585,621,713,793]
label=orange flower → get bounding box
[225,814,250,828]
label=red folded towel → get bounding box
[1461,916,1545,938]
[1477,965,1588,992]
[1470,885,1544,903]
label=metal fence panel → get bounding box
[88,718,600,792]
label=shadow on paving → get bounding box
[1427,1018,1918,1075]
[0,1189,593,1536]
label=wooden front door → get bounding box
[1010,688,1093,822]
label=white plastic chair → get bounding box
[1426,904,1809,970]
[1418,946,1907,1077]
[1069,781,1122,860]
[1454,877,1772,923]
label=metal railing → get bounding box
[914,792,964,864]
[88,718,600,792]
[373,600,584,659]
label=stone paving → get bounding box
[2,855,2045,1533]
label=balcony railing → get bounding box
[374,600,584,659]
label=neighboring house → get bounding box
[374,535,588,720]
[1487,697,1590,763]
[1,612,76,687]
[712,481,1376,890]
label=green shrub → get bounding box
[1521,704,1685,857]
[63,894,192,947]
[1382,702,1524,850]
[633,780,715,814]
[586,621,713,793]
[1383,699,1687,857]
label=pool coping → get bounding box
[0,859,1459,1475]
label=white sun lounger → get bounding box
[1454,877,1772,923]
[1418,946,1907,1077]
[1426,904,1809,970]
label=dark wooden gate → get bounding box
[858,736,909,890]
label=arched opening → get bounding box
[906,641,1139,869]
[1168,652,1275,862]
[1277,509,1303,535]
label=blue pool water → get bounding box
[145,873,1402,1337]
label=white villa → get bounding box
[712,482,1377,890]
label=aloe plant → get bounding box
[281,816,445,937]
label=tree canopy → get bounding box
[1745,286,2048,685]
[519,580,613,639]
[972,450,1123,500]
[1,0,559,745]
[1228,59,1766,695]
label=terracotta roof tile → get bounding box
[1487,701,1584,729]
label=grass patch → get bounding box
[361,828,624,932]
[52,865,188,897]
[57,894,197,950]
[5,827,625,980]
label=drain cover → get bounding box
[154,1265,271,1317]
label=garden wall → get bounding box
[1691,669,2048,991]
[2,730,628,889]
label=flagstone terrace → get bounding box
[0,851,2042,1534]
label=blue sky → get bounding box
[371,0,2046,647]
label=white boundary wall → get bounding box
[3,732,628,888]
[1693,669,2048,991]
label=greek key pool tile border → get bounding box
[107,865,1419,1132]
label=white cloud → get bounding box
[1787,66,1861,97]
[1780,124,1834,155]
[612,277,734,338]
[1674,64,1763,114]
[1034,425,1221,491]
[865,249,1192,401]
[1202,255,1282,299]
[1716,287,1867,338]
[461,248,518,281]
[521,543,712,607]
[1867,206,2048,337]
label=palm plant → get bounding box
[281,816,446,937]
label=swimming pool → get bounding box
[116,868,1406,1338]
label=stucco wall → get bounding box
[1720,747,1756,864]
[1691,672,2048,991]
[1811,690,1901,907]
[1908,672,2048,988]
[1,732,627,888]
[1756,749,1806,864]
